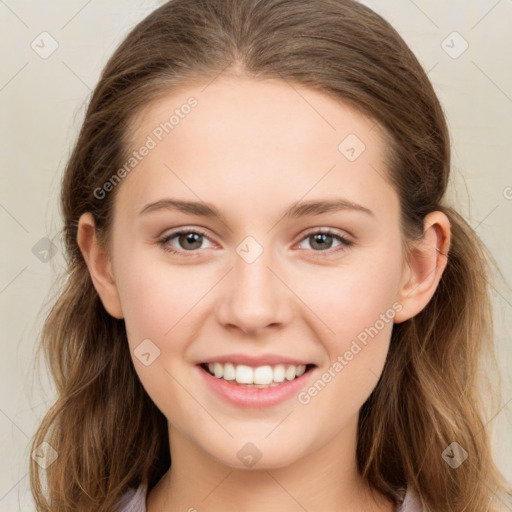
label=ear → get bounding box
[394,211,451,324]
[76,212,124,319]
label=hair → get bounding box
[29,0,511,510]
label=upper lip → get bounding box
[197,353,315,367]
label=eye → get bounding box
[296,229,353,256]
[157,227,353,257]
[157,228,214,255]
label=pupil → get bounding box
[311,233,332,250]
[181,232,202,250]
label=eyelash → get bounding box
[157,227,353,258]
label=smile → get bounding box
[197,361,317,407]
[202,362,312,387]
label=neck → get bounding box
[147,418,394,512]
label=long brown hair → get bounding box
[30,0,510,510]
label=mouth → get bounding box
[199,362,316,388]
[196,359,318,408]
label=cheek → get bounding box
[116,267,198,415]
[115,260,190,355]
[296,271,398,422]
[297,248,402,343]
[293,245,402,401]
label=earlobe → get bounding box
[394,211,451,324]
[76,212,124,319]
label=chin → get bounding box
[202,436,309,471]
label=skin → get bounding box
[77,75,451,511]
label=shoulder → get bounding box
[115,480,148,512]
[113,481,422,512]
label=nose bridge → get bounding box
[216,234,291,333]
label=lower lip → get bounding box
[197,365,316,408]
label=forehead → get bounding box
[115,75,398,225]
[127,75,376,155]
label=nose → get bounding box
[215,244,293,336]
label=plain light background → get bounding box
[0,0,511,510]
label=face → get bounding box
[98,76,409,469]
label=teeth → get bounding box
[223,362,236,380]
[213,362,223,378]
[296,365,306,377]
[273,364,285,383]
[254,365,273,385]
[205,362,308,385]
[285,365,296,381]
[236,364,253,384]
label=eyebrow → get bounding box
[138,197,374,220]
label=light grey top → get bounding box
[115,480,423,511]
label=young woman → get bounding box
[30,0,511,510]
